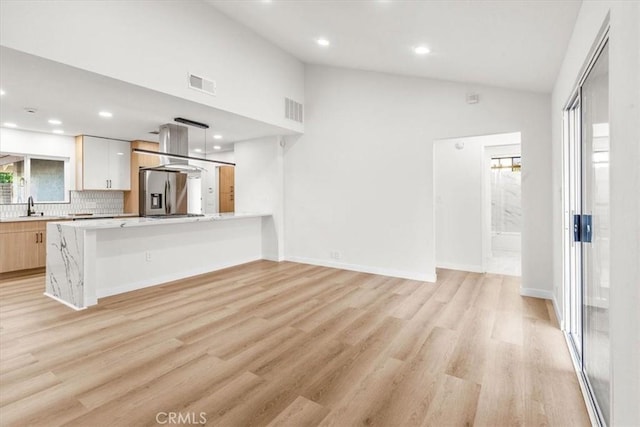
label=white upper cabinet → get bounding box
[77,136,131,190]
[107,139,131,190]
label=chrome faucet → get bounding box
[27,196,36,216]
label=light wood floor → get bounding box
[0,261,589,426]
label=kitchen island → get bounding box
[45,213,271,309]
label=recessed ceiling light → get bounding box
[99,111,113,118]
[116,152,124,155]
[316,38,331,47]
[48,119,62,125]
[0,89,5,96]
[414,45,431,55]
[194,148,203,153]
[213,134,223,140]
[3,122,17,128]
[52,129,64,134]
[213,145,222,150]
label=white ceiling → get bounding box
[209,0,582,93]
[0,1,582,154]
[0,47,295,154]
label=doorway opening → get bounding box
[434,132,521,275]
[485,148,522,276]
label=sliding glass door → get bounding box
[565,40,610,426]
[581,41,610,424]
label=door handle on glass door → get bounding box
[573,214,581,242]
[582,214,593,243]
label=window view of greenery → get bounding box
[0,171,14,204]
[0,154,68,204]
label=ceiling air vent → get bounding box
[188,72,216,96]
[285,97,303,123]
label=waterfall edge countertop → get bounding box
[45,212,273,310]
[49,212,269,229]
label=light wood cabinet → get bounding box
[219,166,235,213]
[76,135,131,191]
[124,140,160,214]
[0,221,47,273]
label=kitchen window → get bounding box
[0,153,70,204]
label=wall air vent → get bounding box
[188,72,216,96]
[285,97,304,123]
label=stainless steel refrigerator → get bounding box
[139,169,189,217]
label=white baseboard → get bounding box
[520,287,554,300]
[435,262,483,273]
[285,256,437,283]
[43,292,86,311]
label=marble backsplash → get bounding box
[0,191,124,218]
[491,169,522,233]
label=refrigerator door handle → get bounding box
[166,179,171,214]
[164,180,168,214]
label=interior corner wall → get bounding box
[285,64,550,286]
[0,0,304,133]
[550,1,640,424]
[434,137,486,273]
[234,137,284,261]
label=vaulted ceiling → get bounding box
[209,0,582,92]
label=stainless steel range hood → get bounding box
[159,123,188,166]
[135,122,236,172]
[148,123,203,174]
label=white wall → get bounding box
[0,0,304,133]
[0,128,76,189]
[285,64,550,285]
[551,2,640,425]
[434,133,520,273]
[234,138,284,261]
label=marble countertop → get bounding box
[48,213,270,230]
[0,213,139,223]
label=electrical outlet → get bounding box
[145,251,152,262]
[330,251,342,260]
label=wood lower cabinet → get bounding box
[219,166,235,213]
[0,221,47,273]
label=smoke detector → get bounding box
[466,93,480,104]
